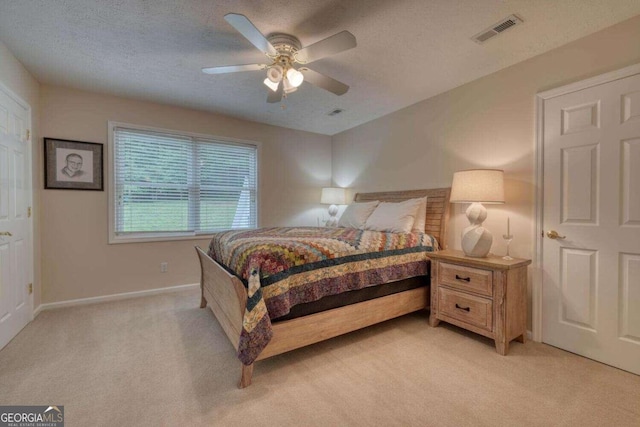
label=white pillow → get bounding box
[338,201,380,229]
[365,198,422,233]
[411,197,428,233]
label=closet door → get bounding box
[0,85,32,350]
[541,72,640,375]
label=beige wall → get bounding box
[40,85,331,303]
[0,41,41,307]
[332,15,640,326]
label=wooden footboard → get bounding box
[195,247,246,352]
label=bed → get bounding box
[196,188,451,387]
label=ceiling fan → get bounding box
[202,13,357,103]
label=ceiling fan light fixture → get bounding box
[267,65,283,83]
[286,68,304,87]
[263,78,279,92]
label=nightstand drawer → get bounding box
[438,287,493,331]
[439,262,493,297]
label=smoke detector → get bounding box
[472,14,523,44]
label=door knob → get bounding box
[546,230,565,240]
[0,231,12,237]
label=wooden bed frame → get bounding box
[196,187,451,388]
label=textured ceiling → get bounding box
[1,0,639,135]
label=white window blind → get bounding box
[113,126,257,239]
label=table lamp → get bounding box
[450,169,505,257]
[321,187,346,226]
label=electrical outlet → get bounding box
[160,262,168,273]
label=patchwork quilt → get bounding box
[208,227,437,365]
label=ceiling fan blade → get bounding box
[267,82,284,103]
[224,13,277,56]
[202,64,267,74]
[295,31,357,63]
[300,68,349,96]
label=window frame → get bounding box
[107,121,260,244]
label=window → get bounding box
[109,123,258,243]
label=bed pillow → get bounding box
[364,198,422,233]
[411,197,428,233]
[338,201,380,229]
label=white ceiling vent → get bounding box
[472,14,523,44]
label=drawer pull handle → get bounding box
[455,274,471,282]
[455,304,471,312]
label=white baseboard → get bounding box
[33,283,199,318]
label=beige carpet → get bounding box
[0,289,639,427]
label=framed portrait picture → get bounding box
[44,138,104,191]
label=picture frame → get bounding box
[44,138,104,191]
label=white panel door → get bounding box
[0,85,31,350]
[542,73,640,375]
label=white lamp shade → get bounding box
[450,169,505,204]
[282,78,297,94]
[321,187,346,205]
[286,68,304,87]
[263,78,279,92]
[267,65,283,83]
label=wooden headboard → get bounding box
[353,188,452,249]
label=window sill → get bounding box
[108,233,215,245]
[108,227,256,244]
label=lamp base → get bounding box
[461,226,493,257]
[460,202,493,258]
[326,204,339,227]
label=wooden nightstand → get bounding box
[428,249,531,355]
